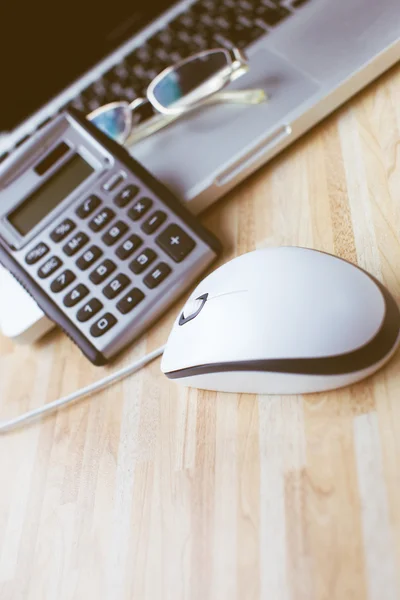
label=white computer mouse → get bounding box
[161,247,400,394]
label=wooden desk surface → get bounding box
[1,65,400,600]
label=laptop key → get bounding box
[255,5,290,26]
[229,25,266,48]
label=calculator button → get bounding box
[63,232,89,256]
[90,313,118,337]
[76,245,103,270]
[129,248,157,274]
[103,274,131,299]
[156,224,196,262]
[50,218,76,242]
[128,197,153,221]
[114,184,139,207]
[103,171,126,192]
[77,298,103,322]
[117,288,145,314]
[102,220,129,246]
[25,242,49,265]
[89,208,115,232]
[63,284,89,307]
[76,194,101,218]
[115,234,142,260]
[38,256,63,278]
[89,259,116,284]
[141,210,167,234]
[143,262,172,289]
[50,269,76,293]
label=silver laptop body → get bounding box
[0,0,399,342]
[1,0,399,214]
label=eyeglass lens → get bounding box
[90,104,130,144]
[151,50,229,109]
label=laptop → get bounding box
[0,0,399,341]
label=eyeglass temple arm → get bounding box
[206,89,267,104]
[125,88,267,146]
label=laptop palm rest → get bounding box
[130,47,319,204]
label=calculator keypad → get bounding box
[18,158,217,361]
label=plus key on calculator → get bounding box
[0,109,222,365]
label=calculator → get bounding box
[0,109,221,365]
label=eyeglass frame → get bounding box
[88,46,267,147]
[147,46,250,116]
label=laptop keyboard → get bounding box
[0,0,311,164]
[69,0,309,115]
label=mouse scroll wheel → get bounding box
[179,293,208,326]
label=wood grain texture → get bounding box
[1,63,400,600]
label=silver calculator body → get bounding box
[0,110,221,365]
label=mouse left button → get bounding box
[179,293,208,325]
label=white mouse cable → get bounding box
[0,345,166,434]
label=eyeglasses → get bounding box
[87,47,267,146]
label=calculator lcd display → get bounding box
[8,154,94,236]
